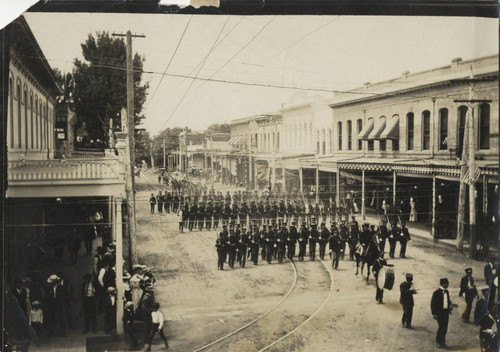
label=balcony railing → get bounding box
[8,158,121,182]
[54,150,106,159]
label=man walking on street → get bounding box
[400,222,410,258]
[149,194,156,214]
[459,268,478,323]
[145,303,169,351]
[431,278,454,349]
[400,273,417,328]
[373,252,388,304]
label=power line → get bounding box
[144,15,193,111]
[157,16,232,132]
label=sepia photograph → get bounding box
[1,2,499,351]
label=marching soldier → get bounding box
[240,201,249,228]
[359,223,372,256]
[205,201,213,231]
[215,233,227,270]
[149,193,157,214]
[400,222,411,258]
[257,201,265,226]
[287,221,298,260]
[231,202,239,226]
[271,222,279,258]
[265,224,277,264]
[318,223,330,260]
[250,226,260,265]
[260,225,268,261]
[276,224,287,263]
[389,223,401,259]
[238,227,249,268]
[157,191,164,214]
[309,222,319,261]
[165,192,172,213]
[250,201,258,226]
[223,202,231,225]
[345,220,357,260]
[227,229,238,269]
[271,201,279,226]
[214,202,222,230]
[197,202,205,231]
[373,251,388,304]
[329,224,342,269]
[378,219,388,252]
[189,202,197,231]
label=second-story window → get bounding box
[380,139,386,151]
[479,103,490,150]
[407,112,414,150]
[338,122,342,151]
[368,140,374,151]
[439,108,448,150]
[457,106,468,158]
[347,120,352,150]
[392,139,399,151]
[422,110,430,150]
[357,119,363,150]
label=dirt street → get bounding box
[135,171,486,352]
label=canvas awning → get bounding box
[367,118,386,140]
[228,136,238,144]
[380,117,399,140]
[357,119,374,140]
[228,136,243,145]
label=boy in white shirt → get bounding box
[145,302,169,350]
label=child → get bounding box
[30,301,43,339]
[146,303,169,351]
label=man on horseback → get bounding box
[359,223,372,257]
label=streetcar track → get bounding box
[193,257,334,352]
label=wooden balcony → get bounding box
[7,157,126,198]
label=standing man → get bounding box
[227,229,238,269]
[81,273,97,334]
[287,222,298,260]
[250,226,260,265]
[260,225,268,261]
[378,219,388,253]
[298,223,309,262]
[399,273,417,329]
[373,252,388,304]
[484,258,497,311]
[276,224,287,264]
[329,225,342,270]
[400,222,411,258]
[157,191,164,214]
[149,193,157,214]
[459,268,478,323]
[216,233,227,270]
[145,303,169,351]
[309,223,319,261]
[431,278,453,349]
[238,227,249,268]
[318,223,330,261]
[389,223,400,259]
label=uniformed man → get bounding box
[249,201,257,226]
[240,201,249,228]
[276,224,287,263]
[389,223,401,259]
[373,251,388,304]
[309,223,319,261]
[165,192,172,214]
[238,227,249,268]
[197,202,205,231]
[149,194,157,214]
[329,224,342,270]
[287,221,298,260]
[318,223,330,260]
[400,222,411,258]
[459,268,478,323]
[278,200,286,227]
[345,219,357,260]
[257,201,265,226]
[157,191,164,214]
[338,220,348,260]
[205,201,213,231]
[260,225,268,261]
[214,202,222,230]
[223,202,231,225]
[265,224,276,264]
[250,226,260,265]
[378,219,388,252]
[189,202,197,231]
[359,223,372,256]
[227,229,238,269]
[215,233,227,270]
[231,202,239,225]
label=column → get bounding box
[109,196,115,241]
[299,167,303,194]
[432,174,436,240]
[315,166,319,204]
[336,170,340,207]
[282,161,286,193]
[392,170,397,210]
[362,170,366,220]
[115,198,124,335]
[482,174,488,216]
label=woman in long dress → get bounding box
[409,197,417,222]
[129,265,145,314]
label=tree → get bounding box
[206,122,230,133]
[72,32,149,146]
[151,127,191,166]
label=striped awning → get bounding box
[357,119,374,140]
[228,136,238,145]
[368,118,386,140]
[380,117,399,140]
[229,136,244,145]
[460,167,481,185]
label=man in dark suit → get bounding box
[459,268,478,323]
[431,278,453,349]
[104,287,117,335]
[373,252,388,304]
[399,273,417,328]
[484,258,497,311]
[81,273,97,334]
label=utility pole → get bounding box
[163,139,166,169]
[150,141,155,170]
[210,136,214,186]
[112,31,145,267]
[453,70,492,259]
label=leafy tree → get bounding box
[206,122,230,133]
[72,32,149,146]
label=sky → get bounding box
[14,13,499,136]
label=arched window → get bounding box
[357,119,363,150]
[347,120,352,150]
[457,106,467,157]
[338,121,342,151]
[479,104,490,150]
[30,92,34,149]
[422,110,431,150]
[24,86,28,149]
[439,108,448,150]
[406,113,414,150]
[9,77,13,147]
[17,82,22,148]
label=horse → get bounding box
[355,237,380,282]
